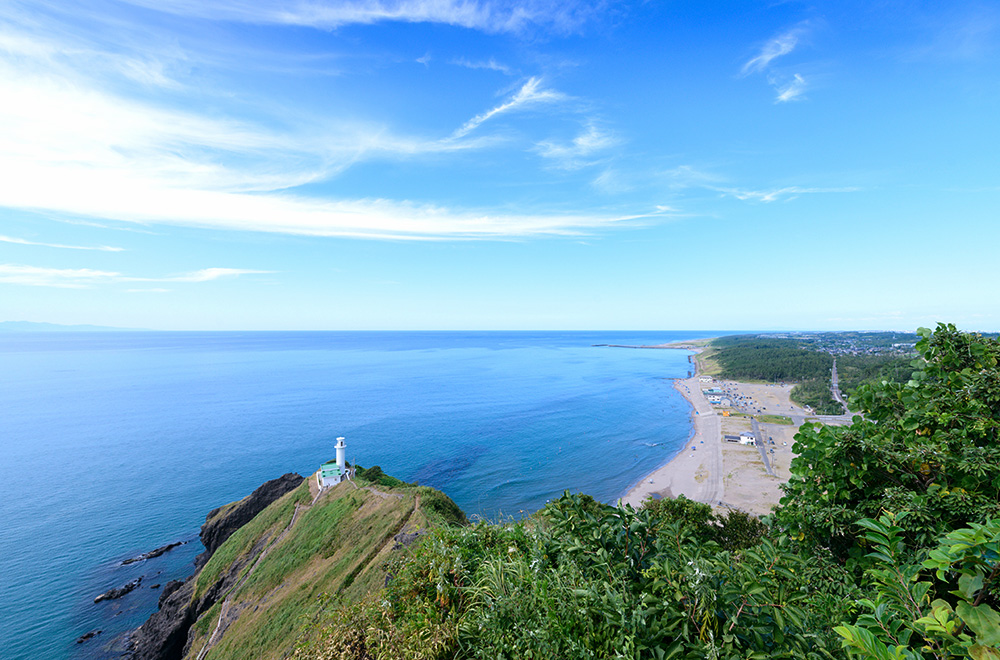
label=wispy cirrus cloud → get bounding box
[715,185,859,203]
[742,26,805,75]
[0,265,272,288]
[742,24,811,103]
[453,56,514,75]
[535,123,619,170]
[161,268,273,283]
[905,7,1000,62]
[0,38,490,196]
[0,65,621,239]
[115,0,601,35]
[451,77,566,139]
[0,235,124,252]
[773,73,807,103]
[0,265,122,288]
[0,13,627,241]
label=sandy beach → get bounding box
[620,346,840,515]
[620,363,724,508]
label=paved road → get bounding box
[831,359,850,414]
[750,417,776,476]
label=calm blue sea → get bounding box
[0,330,722,660]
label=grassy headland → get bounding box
[142,325,1000,660]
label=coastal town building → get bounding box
[739,432,756,446]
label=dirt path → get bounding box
[196,500,306,660]
[194,483,415,660]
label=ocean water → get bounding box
[0,331,720,660]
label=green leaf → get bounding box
[957,601,1000,646]
[970,645,1000,660]
[956,573,984,601]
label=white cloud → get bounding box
[451,77,566,139]
[115,0,599,35]
[0,264,271,288]
[0,5,632,241]
[160,268,272,282]
[0,159,639,238]
[907,8,1000,62]
[0,15,637,241]
[0,235,124,252]
[662,165,723,189]
[453,56,513,75]
[0,14,502,193]
[715,185,859,203]
[535,123,618,169]
[591,168,632,194]
[0,68,621,239]
[774,73,807,103]
[742,25,806,75]
[0,265,123,288]
[741,24,811,103]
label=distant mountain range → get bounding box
[0,321,145,332]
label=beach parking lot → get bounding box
[623,346,854,516]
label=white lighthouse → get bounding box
[335,436,346,472]
[318,437,350,488]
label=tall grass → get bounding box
[194,481,311,599]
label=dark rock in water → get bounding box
[150,584,161,589]
[129,473,303,660]
[95,577,142,603]
[77,630,102,643]
[121,542,185,565]
[196,473,303,569]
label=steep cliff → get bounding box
[129,473,305,660]
[196,473,304,568]
[128,470,461,660]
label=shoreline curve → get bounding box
[619,347,724,508]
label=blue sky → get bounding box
[1,0,998,331]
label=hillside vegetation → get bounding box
[131,468,465,660]
[298,325,1000,659]
[138,325,1000,660]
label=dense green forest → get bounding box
[790,377,844,414]
[835,354,913,397]
[709,335,842,413]
[299,325,1000,660]
[710,336,835,381]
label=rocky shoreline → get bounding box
[121,542,186,566]
[94,577,143,603]
[125,472,304,660]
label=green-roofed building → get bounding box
[319,436,349,488]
